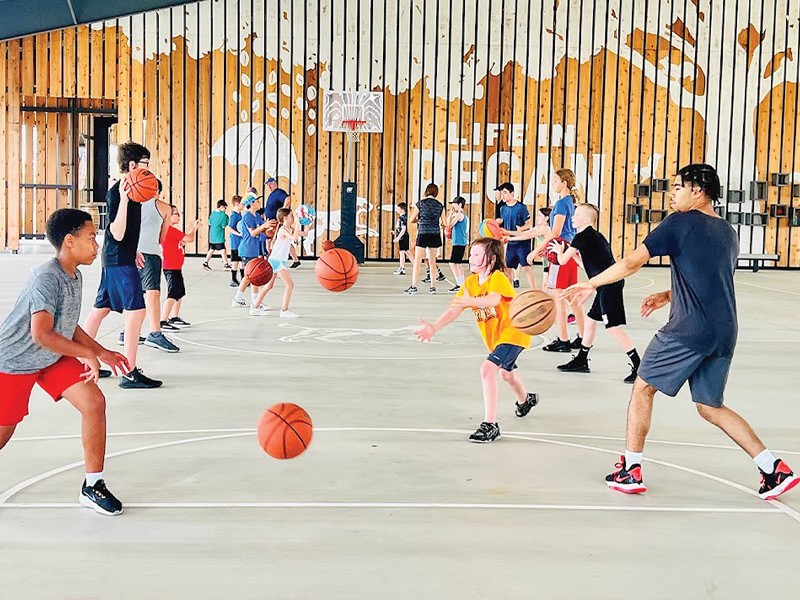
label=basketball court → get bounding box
[1,250,798,598]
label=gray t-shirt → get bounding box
[643,210,739,358]
[0,259,83,374]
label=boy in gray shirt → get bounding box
[0,209,130,515]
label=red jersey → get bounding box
[162,226,185,270]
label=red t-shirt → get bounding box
[162,226,185,270]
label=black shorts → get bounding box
[164,269,186,300]
[209,242,226,250]
[138,253,162,291]
[450,245,466,263]
[505,241,531,269]
[398,235,409,251]
[587,282,627,328]
[416,233,442,248]
[487,343,525,371]
[94,265,146,313]
[230,248,240,262]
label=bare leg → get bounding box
[479,360,501,422]
[83,307,111,339]
[427,248,438,286]
[499,368,528,404]
[161,298,176,323]
[123,308,147,370]
[399,252,406,270]
[571,300,585,338]
[625,378,658,452]
[61,382,107,473]
[411,247,425,287]
[145,290,161,333]
[204,249,214,264]
[0,425,17,451]
[277,270,294,311]
[582,318,598,346]
[289,245,298,261]
[521,266,537,290]
[170,299,183,319]
[222,249,229,265]
[695,404,767,457]
[553,294,569,341]
[504,268,514,284]
[607,326,635,353]
[254,273,278,306]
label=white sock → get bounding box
[456,274,465,286]
[754,449,777,473]
[625,450,643,467]
[85,472,103,487]
[234,291,244,302]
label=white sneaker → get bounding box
[231,298,248,308]
[249,305,269,316]
[279,310,299,319]
[393,267,405,275]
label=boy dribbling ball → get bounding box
[0,209,130,515]
[415,238,539,442]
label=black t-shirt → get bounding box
[396,214,408,237]
[417,198,443,235]
[643,210,739,358]
[571,226,615,279]
[102,180,142,267]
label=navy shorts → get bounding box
[487,343,526,371]
[587,282,627,328]
[230,249,240,262]
[164,270,186,300]
[95,265,146,313]
[209,242,226,250]
[638,333,732,408]
[505,241,531,269]
[450,245,466,264]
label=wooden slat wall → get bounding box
[0,0,798,268]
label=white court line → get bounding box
[0,502,778,514]
[10,427,800,458]
[736,280,800,297]
[2,427,798,523]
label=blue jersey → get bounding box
[550,195,577,242]
[451,214,468,246]
[238,211,264,258]
[228,211,243,249]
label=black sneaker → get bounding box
[758,459,800,500]
[624,364,638,384]
[469,421,501,443]
[119,367,163,389]
[160,320,180,332]
[99,369,112,379]
[515,393,539,417]
[202,262,212,271]
[558,355,591,373]
[404,286,418,295]
[605,456,646,494]
[436,272,446,282]
[290,261,301,269]
[448,285,461,293]
[117,333,146,347]
[513,279,520,288]
[80,479,123,515]
[230,280,240,288]
[542,339,572,353]
[168,317,191,328]
[569,336,583,350]
[421,275,431,284]
[429,287,437,295]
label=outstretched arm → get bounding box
[563,244,652,305]
[415,306,466,343]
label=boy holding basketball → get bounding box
[252,208,308,318]
[83,142,162,389]
[552,203,640,383]
[161,205,200,329]
[416,238,539,443]
[0,209,130,515]
[231,196,271,309]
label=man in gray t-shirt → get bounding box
[0,209,130,516]
[565,164,798,502]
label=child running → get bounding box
[551,203,640,382]
[0,209,130,515]
[161,206,200,330]
[415,238,539,442]
[252,207,307,318]
[202,199,231,271]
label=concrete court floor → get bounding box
[0,247,798,599]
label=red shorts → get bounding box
[0,356,86,426]
[547,258,579,290]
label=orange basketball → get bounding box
[321,240,335,252]
[315,248,358,292]
[123,168,160,203]
[509,290,556,335]
[257,403,313,459]
[244,257,273,286]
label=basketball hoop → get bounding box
[342,119,367,143]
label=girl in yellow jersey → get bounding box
[416,238,539,442]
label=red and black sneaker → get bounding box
[605,456,647,494]
[758,459,800,500]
